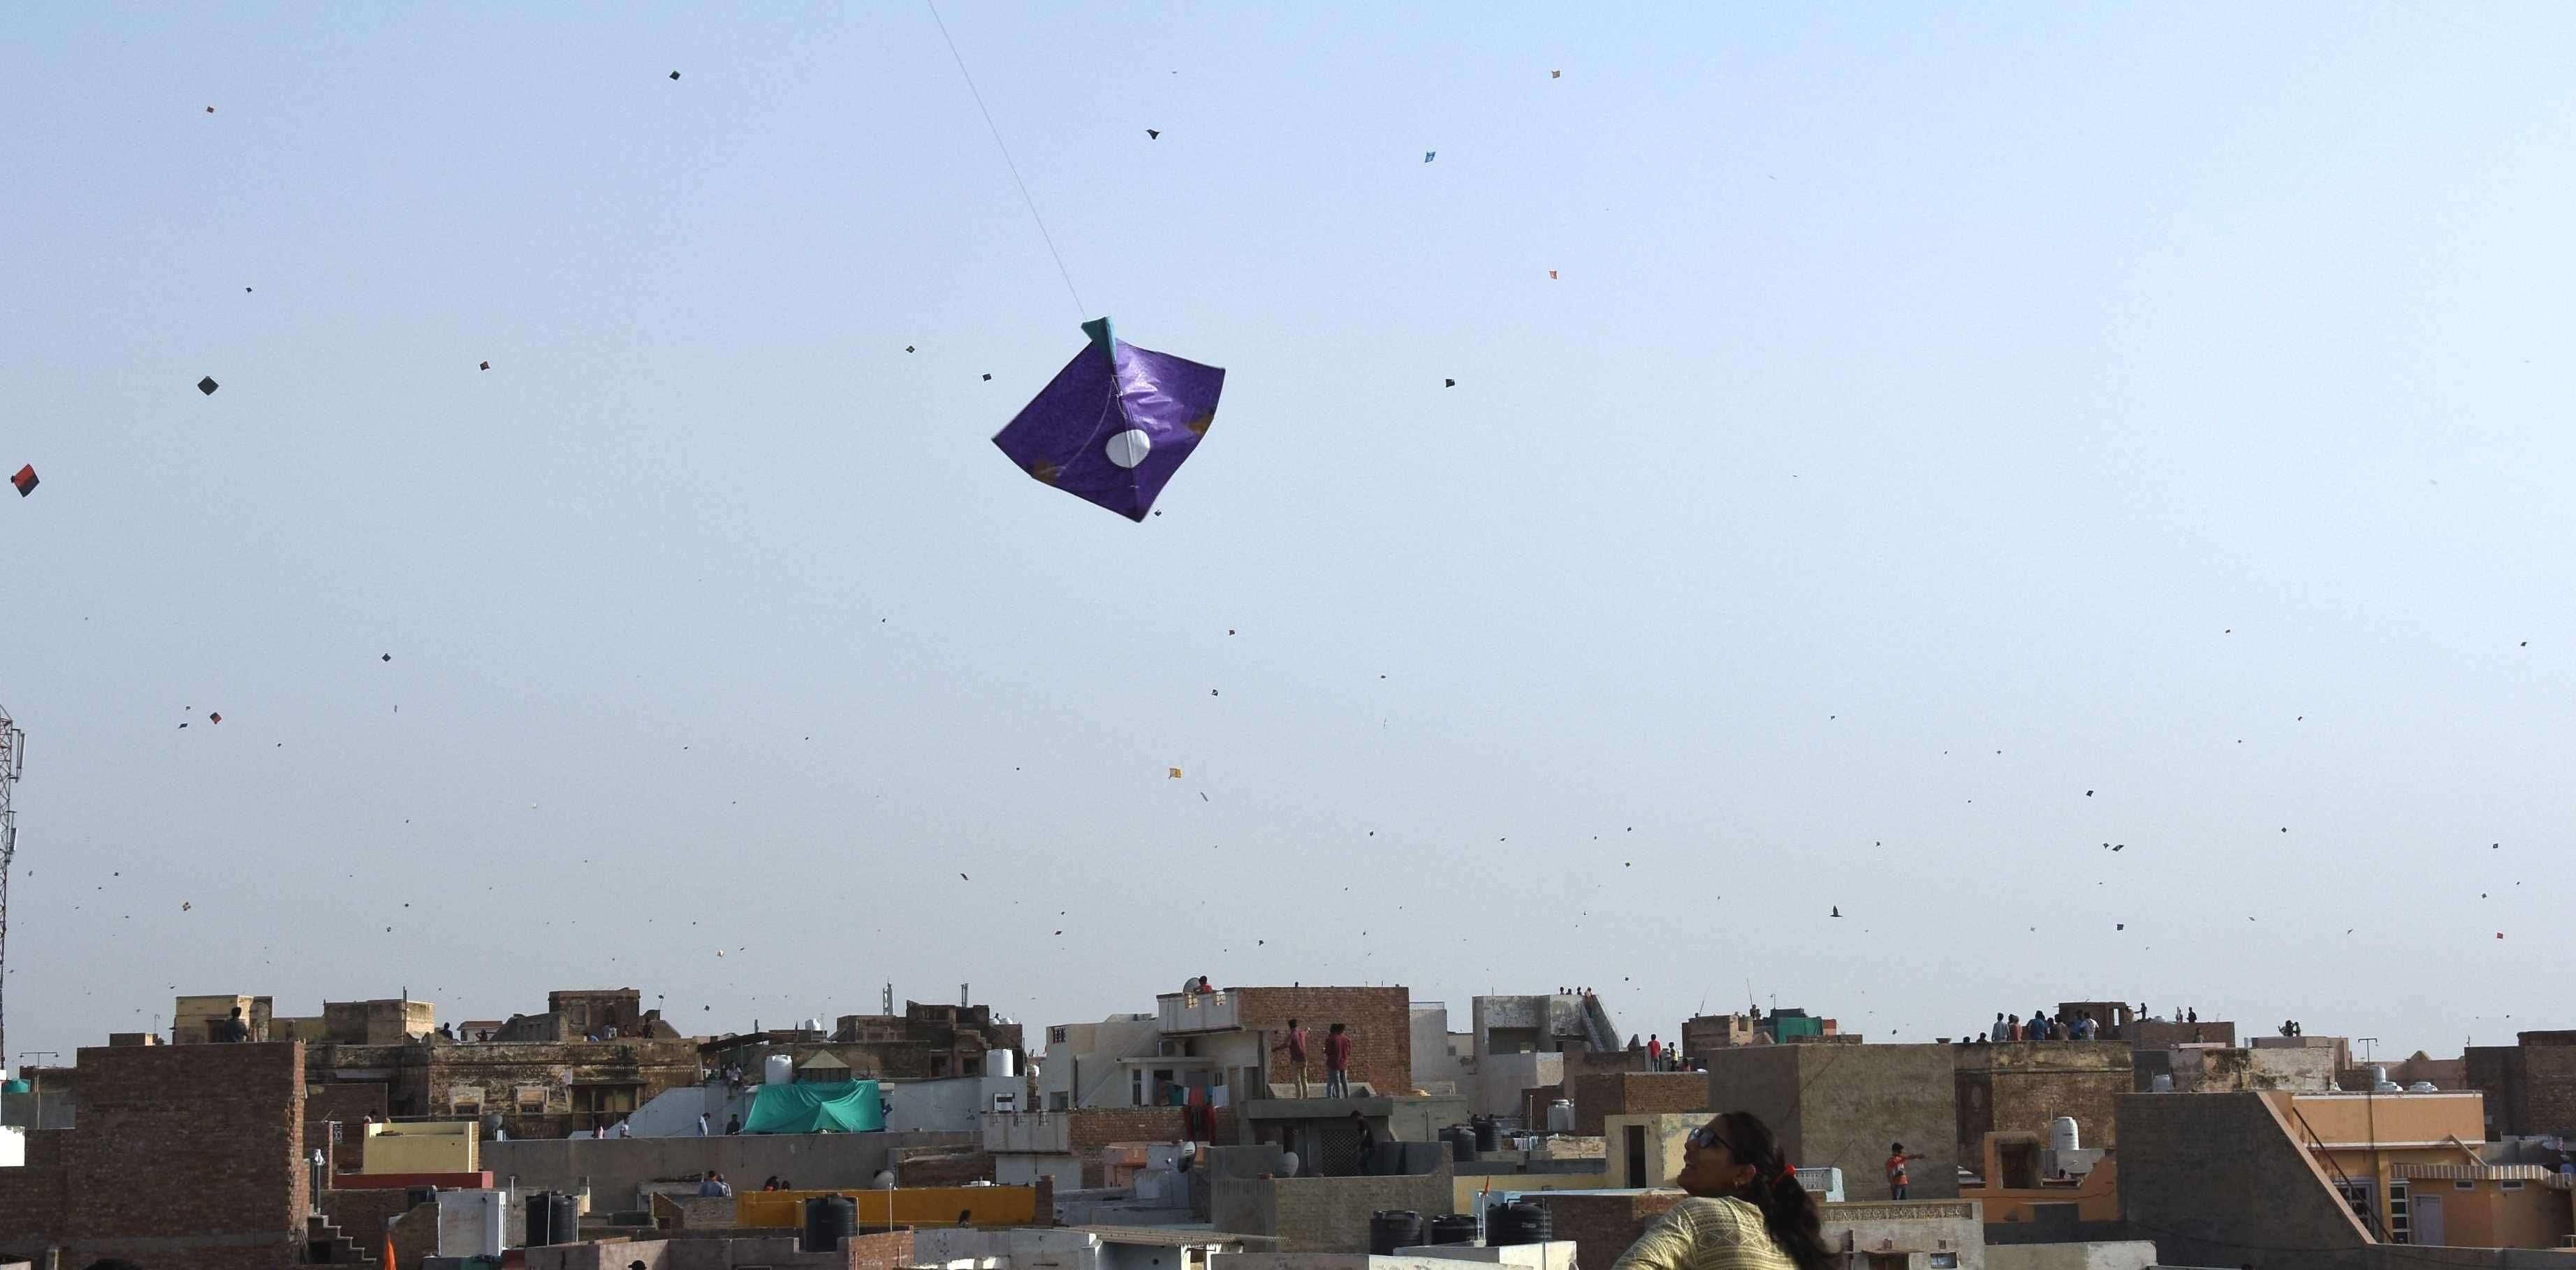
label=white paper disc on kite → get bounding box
[1104,429,1152,468]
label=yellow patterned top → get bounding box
[1610,1197,1800,1270]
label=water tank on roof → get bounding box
[525,1191,577,1246]
[1428,1215,1480,1246]
[2050,1116,2080,1153]
[2151,1074,2174,1093]
[2409,1081,2439,1093]
[1472,1116,1499,1152]
[805,1018,824,1032]
[990,1049,1018,1078]
[1489,1201,1553,1246]
[803,1195,858,1253]
[1371,1211,1425,1255]
[1547,1100,1575,1133]
[766,1054,795,1086]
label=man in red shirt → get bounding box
[1324,1023,1355,1098]
[1273,1019,1311,1098]
[1646,1035,1663,1068]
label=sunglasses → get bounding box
[1687,1125,1740,1155]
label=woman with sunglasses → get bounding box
[1611,1111,1831,1270]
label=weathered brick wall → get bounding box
[2521,1033,2576,1137]
[1069,1107,1190,1188]
[1954,1042,2131,1156]
[1528,1190,1683,1270]
[1235,987,1412,1095]
[2464,1045,2524,1136]
[1572,1072,1708,1137]
[1068,1107,1190,1148]
[848,1227,919,1270]
[0,1039,309,1270]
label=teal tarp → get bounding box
[742,1079,884,1134]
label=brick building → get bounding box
[2466,1030,2576,1139]
[1041,984,1410,1116]
[1235,986,1411,1095]
[0,1040,309,1269]
[1572,1071,1709,1137]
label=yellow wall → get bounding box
[1451,1169,1616,1211]
[360,1120,480,1174]
[2406,1178,2575,1250]
[2273,1093,2484,1148]
[1964,1155,2121,1224]
[734,1185,1039,1230]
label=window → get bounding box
[2454,1181,2475,1191]
[1050,1092,1070,1111]
[571,1084,638,1115]
[2501,1180,2524,1192]
[515,1086,548,1112]
[1132,1070,1146,1106]
[1050,1026,1069,1044]
[2389,1180,2410,1244]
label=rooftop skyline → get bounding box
[6,3,2574,1068]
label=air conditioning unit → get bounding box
[1158,1040,1182,1057]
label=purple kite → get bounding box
[991,318,1224,522]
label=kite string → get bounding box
[925,0,1087,316]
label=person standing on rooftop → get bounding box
[1275,1020,1312,1098]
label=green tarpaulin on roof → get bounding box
[742,1079,884,1134]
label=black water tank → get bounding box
[1445,1127,1473,1162]
[1488,1200,1553,1246]
[525,1190,568,1246]
[1472,1116,1499,1152]
[804,1195,858,1253]
[1370,1210,1425,1255]
[1428,1214,1480,1245]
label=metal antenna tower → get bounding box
[1,706,25,1070]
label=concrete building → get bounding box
[2121,1083,2576,1270]
[1412,1002,1474,1097]
[2338,1051,2466,1093]
[1238,1094,1469,1178]
[1952,1040,2131,1160]
[1682,1008,1852,1056]
[1208,1141,1455,1252]
[2135,1042,2337,1093]
[700,1000,1026,1085]
[1706,1042,1962,1201]
[1472,993,1615,1060]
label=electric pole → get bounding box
[0,706,26,1071]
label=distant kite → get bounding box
[991,318,1224,521]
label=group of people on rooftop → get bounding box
[1271,1018,1355,1098]
[1986,1009,2105,1041]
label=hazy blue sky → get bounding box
[5,3,2573,1070]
